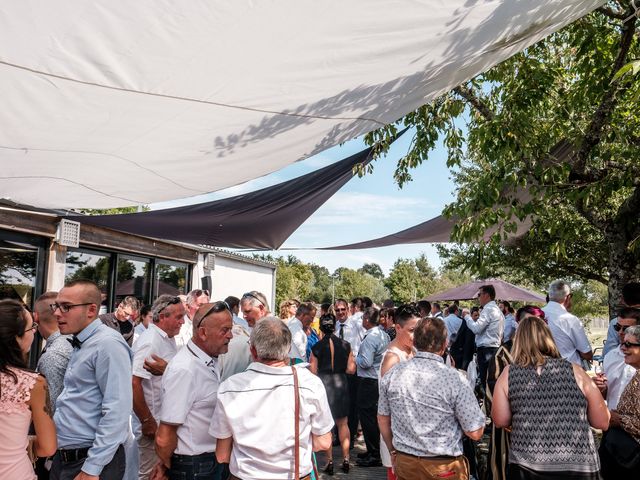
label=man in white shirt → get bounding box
[288,302,316,361]
[594,307,639,409]
[218,291,270,381]
[465,284,504,390]
[211,317,333,480]
[152,302,233,480]
[132,295,184,479]
[542,280,592,366]
[443,304,463,342]
[174,289,210,348]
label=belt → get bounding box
[171,452,215,461]
[230,474,311,480]
[58,447,90,463]
[397,451,461,460]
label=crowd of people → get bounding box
[1,279,639,480]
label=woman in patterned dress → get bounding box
[0,299,57,480]
[491,316,609,480]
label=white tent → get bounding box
[0,0,603,208]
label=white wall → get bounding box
[207,256,275,311]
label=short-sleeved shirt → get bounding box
[132,323,177,420]
[160,340,220,455]
[542,302,591,365]
[209,363,334,479]
[603,346,636,410]
[378,351,485,457]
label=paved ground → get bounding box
[315,437,387,479]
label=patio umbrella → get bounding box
[426,278,545,303]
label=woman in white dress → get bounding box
[378,304,421,480]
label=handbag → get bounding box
[602,427,640,469]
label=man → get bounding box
[542,280,592,365]
[417,300,432,318]
[211,317,333,480]
[99,295,140,347]
[132,295,184,479]
[603,282,640,356]
[51,280,132,480]
[175,289,210,348]
[500,301,517,344]
[443,304,463,343]
[350,297,364,319]
[334,298,364,447]
[465,285,504,390]
[35,291,72,412]
[378,318,485,480]
[355,308,390,467]
[218,291,270,381]
[450,306,476,371]
[224,295,249,330]
[431,302,443,318]
[594,307,639,409]
[153,301,233,480]
[288,302,316,361]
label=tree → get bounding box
[358,263,384,280]
[334,268,389,304]
[273,256,314,307]
[385,257,437,303]
[366,4,640,313]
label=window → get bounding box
[0,231,46,307]
[115,255,151,308]
[65,248,111,314]
[154,260,188,297]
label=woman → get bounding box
[0,299,57,479]
[133,303,152,344]
[310,314,356,475]
[599,325,640,478]
[486,306,546,480]
[492,316,609,480]
[379,304,419,480]
[279,299,298,322]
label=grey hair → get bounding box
[548,280,571,302]
[186,289,208,307]
[241,290,270,312]
[250,316,291,361]
[625,325,640,342]
[151,295,180,322]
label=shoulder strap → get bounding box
[291,366,300,480]
[329,336,335,372]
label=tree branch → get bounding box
[453,85,495,122]
[575,196,609,231]
[597,5,627,20]
[572,12,637,179]
[616,183,640,238]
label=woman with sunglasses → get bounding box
[599,323,640,478]
[0,299,57,479]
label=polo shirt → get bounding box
[542,302,591,365]
[160,340,220,455]
[174,314,193,348]
[132,323,178,420]
[209,363,334,479]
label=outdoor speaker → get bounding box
[201,276,212,294]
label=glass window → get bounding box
[154,260,188,297]
[0,236,42,306]
[115,255,151,308]
[65,249,111,314]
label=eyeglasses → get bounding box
[158,297,182,315]
[50,303,94,313]
[242,292,264,307]
[193,289,210,298]
[621,341,640,348]
[396,304,420,317]
[24,322,39,333]
[196,301,230,328]
[335,308,347,312]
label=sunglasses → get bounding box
[613,323,633,332]
[196,301,230,328]
[158,297,182,315]
[621,341,640,348]
[193,289,210,298]
[335,308,347,312]
[242,292,264,306]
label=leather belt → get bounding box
[58,447,90,463]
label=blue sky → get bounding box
[151,130,456,275]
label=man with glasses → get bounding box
[464,284,504,391]
[218,291,270,381]
[152,301,233,480]
[175,289,210,348]
[50,280,132,480]
[603,282,640,356]
[132,295,184,479]
[594,307,639,409]
[542,280,593,366]
[99,295,141,347]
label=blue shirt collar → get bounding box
[76,318,103,343]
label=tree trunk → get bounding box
[606,228,640,318]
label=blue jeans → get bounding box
[169,452,223,480]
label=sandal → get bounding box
[342,459,350,473]
[324,461,334,475]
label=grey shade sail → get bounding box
[67,145,377,250]
[426,278,545,302]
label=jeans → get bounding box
[477,346,499,391]
[50,445,125,480]
[357,377,380,456]
[168,452,223,480]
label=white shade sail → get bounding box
[0,0,603,208]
